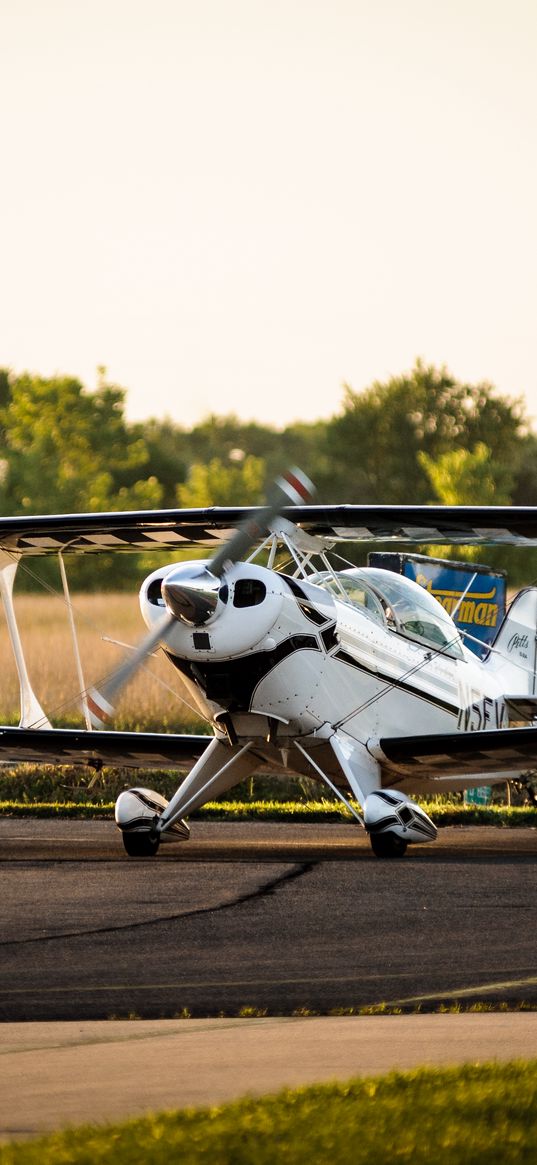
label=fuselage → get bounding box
[139,561,510,792]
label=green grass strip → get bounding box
[2,799,537,825]
[2,1060,537,1164]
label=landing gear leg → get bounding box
[369,831,407,859]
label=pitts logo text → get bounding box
[507,633,530,654]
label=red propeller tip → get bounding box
[278,469,314,505]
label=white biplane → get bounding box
[2,468,537,859]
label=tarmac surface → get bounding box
[1,818,537,1020]
[2,1013,537,1141]
[2,818,537,1142]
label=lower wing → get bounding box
[0,726,212,770]
[375,727,537,779]
[1,723,537,781]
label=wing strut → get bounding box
[0,550,52,729]
[58,551,92,731]
[293,740,364,825]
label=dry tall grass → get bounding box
[0,593,207,731]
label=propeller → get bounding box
[87,467,314,728]
[162,467,314,626]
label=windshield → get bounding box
[311,567,464,657]
[309,570,387,624]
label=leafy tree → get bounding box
[417,440,537,586]
[510,433,537,505]
[1,360,534,588]
[0,370,162,516]
[322,360,526,503]
[418,443,513,506]
[138,417,190,508]
[0,370,163,589]
[183,414,326,491]
[0,367,11,412]
[177,456,266,507]
[139,413,327,506]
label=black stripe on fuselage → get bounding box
[333,649,459,718]
[281,576,330,626]
[321,623,339,652]
[167,634,320,711]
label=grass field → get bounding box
[1,1061,536,1164]
[0,592,206,732]
[2,798,537,827]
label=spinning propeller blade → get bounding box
[162,467,314,626]
[209,467,314,578]
[87,467,314,728]
[87,610,176,728]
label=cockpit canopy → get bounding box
[310,566,464,658]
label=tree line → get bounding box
[1,360,536,588]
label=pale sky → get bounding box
[1,0,536,429]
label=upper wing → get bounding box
[0,726,211,770]
[3,504,537,555]
[0,510,241,555]
[300,505,537,546]
[376,726,537,780]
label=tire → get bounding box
[370,830,407,859]
[122,830,160,857]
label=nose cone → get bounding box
[162,563,220,626]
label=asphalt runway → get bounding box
[1,819,537,1021]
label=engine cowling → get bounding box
[139,561,288,661]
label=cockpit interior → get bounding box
[310,566,464,658]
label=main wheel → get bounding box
[122,830,160,857]
[369,830,407,859]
